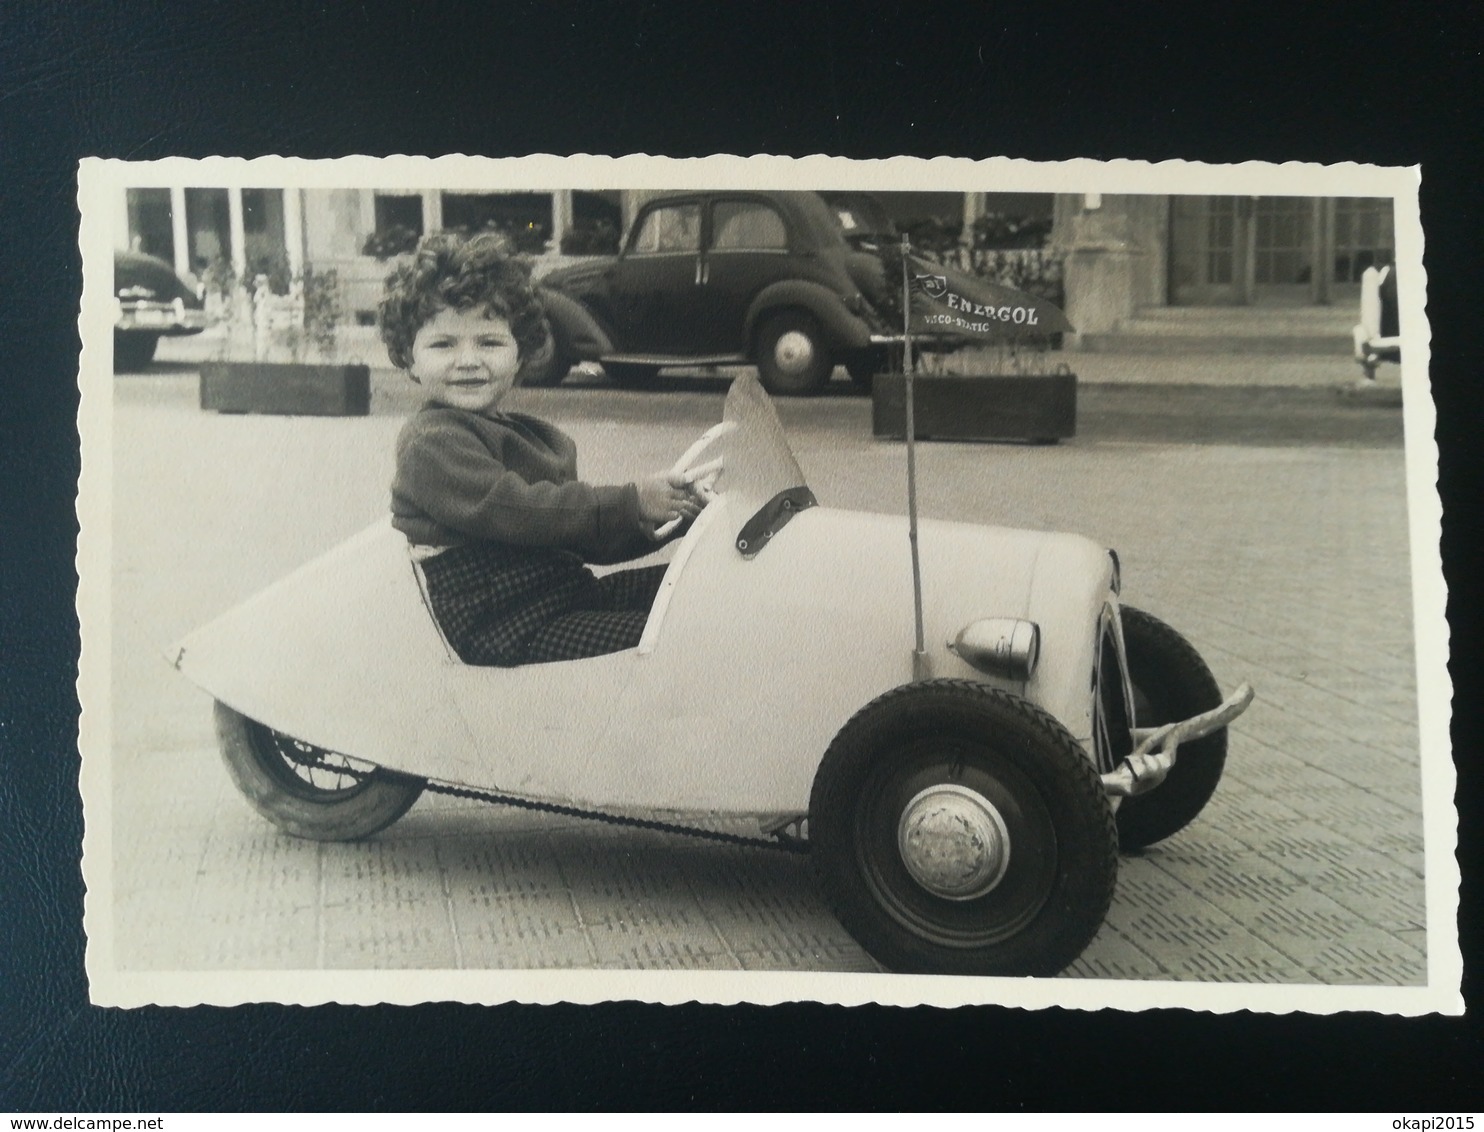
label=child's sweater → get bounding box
[391,404,649,564]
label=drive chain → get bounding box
[287,739,809,854]
[420,778,810,854]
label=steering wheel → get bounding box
[654,421,736,538]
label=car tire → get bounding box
[114,331,159,371]
[214,701,424,841]
[755,310,834,396]
[810,680,1118,977]
[603,362,661,388]
[1113,607,1229,851]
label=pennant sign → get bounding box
[906,254,1074,339]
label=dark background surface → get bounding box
[2,0,1480,1111]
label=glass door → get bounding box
[1170,196,1320,306]
[1170,196,1394,307]
[1249,196,1318,307]
[1169,196,1241,304]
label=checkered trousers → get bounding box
[419,542,667,667]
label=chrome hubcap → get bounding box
[896,783,1011,901]
[773,330,815,375]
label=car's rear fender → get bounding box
[744,280,875,352]
[538,286,614,359]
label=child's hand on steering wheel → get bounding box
[638,471,702,536]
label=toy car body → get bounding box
[172,375,1250,976]
[533,190,888,395]
[113,249,207,370]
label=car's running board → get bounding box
[601,353,748,366]
[1101,683,1255,798]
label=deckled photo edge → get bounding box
[77,154,1456,1014]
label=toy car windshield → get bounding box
[713,373,811,521]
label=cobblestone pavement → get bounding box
[104,373,1428,984]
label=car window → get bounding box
[631,203,702,255]
[834,207,862,233]
[710,201,788,251]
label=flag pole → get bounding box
[901,236,927,681]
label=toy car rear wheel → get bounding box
[755,310,833,396]
[810,680,1118,977]
[214,701,424,841]
[114,331,159,371]
[1114,607,1228,851]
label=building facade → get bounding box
[116,184,1393,348]
[1052,193,1395,346]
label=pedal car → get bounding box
[171,374,1251,977]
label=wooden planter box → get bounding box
[872,372,1077,442]
[200,362,371,417]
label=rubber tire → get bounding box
[754,310,833,396]
[1114,607,1228,851]
[810,680,1118,977]
[214,701,424,841]
[114,331,159,371]
[604,362,661,388]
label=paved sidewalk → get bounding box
[161,324,1401,391]
[105,378,1427,984]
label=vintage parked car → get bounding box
[172,374,1252,977]
[113,249,207,370]
[531,190,892,395]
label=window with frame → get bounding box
[710,201,788,251]
[631,203,701,254]
[374,193,424,240]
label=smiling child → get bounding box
[379,232,699,666]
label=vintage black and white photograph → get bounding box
[76,154,1455,1012]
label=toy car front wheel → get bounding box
[1113,607,1229,851]
[214,701,424,841]
[810,680,1118,977]
[755,310,833,396]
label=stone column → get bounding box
[1051,194,1148,349]
[550,189,573,252]
[169,186,190,278]
[227,187,247,281]
[283,187,304,279]
[422,189,442,233]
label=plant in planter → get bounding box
[869,245,1078,444]
[362,224,422,261]
[199,263,370,417]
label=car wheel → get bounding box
[755,310,833,396]
[114,331,159,371]
[603,362,661,388]
[214,701,424,841]
[1113,607,1228,851]
[810,680,1118,976]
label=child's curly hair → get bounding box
[378,231,550,371]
